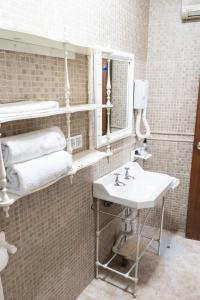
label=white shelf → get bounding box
[0,149,112,210]
[0,103,112,124]
[0,28,90,56]
[131,148,152,161]
[73,149,112,171]
[133,153,152,160]
[0,167,75,208]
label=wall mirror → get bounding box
[94,50,134,148]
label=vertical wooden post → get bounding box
[0,124,8,202]
[88,49,95,150]
[106,58,112,155]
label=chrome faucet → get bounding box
[124,167,134,180]
[114,173,125,186]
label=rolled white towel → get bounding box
[0,100,59,114]
[1,127,66,167]
[6,151,72,196]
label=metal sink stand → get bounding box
[95,197,165,298]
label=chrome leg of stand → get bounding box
[158,197,165,256]
[96,199,100,279]
[133,210,141,298]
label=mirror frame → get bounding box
[94,50,134,148]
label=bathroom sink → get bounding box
[93,162,178,209]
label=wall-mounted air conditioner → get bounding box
[182,0,200,20]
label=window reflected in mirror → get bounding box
[102,58,129,136]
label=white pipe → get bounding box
[0,240,17,255]
[0,278,4,300]
[135,108,150,140]
[0,232,17,255]
[0,232,17,300]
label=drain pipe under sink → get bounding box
[112,208,135,253]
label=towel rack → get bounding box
[0,42,113,217]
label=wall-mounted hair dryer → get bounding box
[134,80,150,140]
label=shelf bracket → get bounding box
[66,114,72,155]
[64,44,72,156]
[88,49,95,151]
[3,206,10,218]
[64,46,70,109]
[0,124,9,206]
[106,58,112,157]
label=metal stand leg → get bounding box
[120,208,130,267]
[133,210,141,298]
[93,201,163,298]
[158,197,165,256]
[96,199,100,279]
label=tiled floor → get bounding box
[76,230,200,300]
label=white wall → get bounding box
[0,0,149,60]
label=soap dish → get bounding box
[131,148,152,161]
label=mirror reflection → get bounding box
[102,58,129,135]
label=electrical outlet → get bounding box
[68,135,82,150]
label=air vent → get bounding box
[182,0,200,20]
[188,8,200,16]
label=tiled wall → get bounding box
[0,52,89,154]
[0,1,149,300]
[145,0,200,231]
[0,52,88,106]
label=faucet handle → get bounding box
[114,173,121,186]
[124,167,134,180]
[114,173,121,179]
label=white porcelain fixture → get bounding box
[93,162,179,298]
[93,162,178,209]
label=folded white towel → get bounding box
[0,100,59,114]
[6,151,72,196]
[1,127,66,167]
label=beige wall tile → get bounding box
[146,0,200,232]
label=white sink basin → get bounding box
[93,162,179,209]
